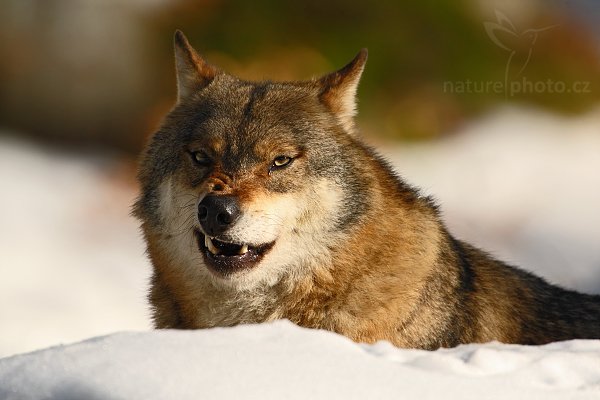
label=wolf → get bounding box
[134,31,600,349]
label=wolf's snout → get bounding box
[198,195,241,236]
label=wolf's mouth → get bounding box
[194,230,275,276]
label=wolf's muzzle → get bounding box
[198,195,241,236]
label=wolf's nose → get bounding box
[198,195,241,236]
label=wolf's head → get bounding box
[135,31,371,289]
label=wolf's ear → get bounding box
[174,30,218,101]
[317,49,368,133]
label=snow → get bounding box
[1,320,599,400]
[0,105,599,398]
[0,137,151,358]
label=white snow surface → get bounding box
[1,320,600,400]
[1,105,599,398]
[0,137,152,358]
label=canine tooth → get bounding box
[205,236,220,255]
[239,244,249,255]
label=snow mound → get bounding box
[1,321,599,400]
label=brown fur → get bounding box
[134,31,600,349]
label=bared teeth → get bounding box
[205,236,220,255]
[204,234,250,256]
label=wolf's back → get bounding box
[452,240,600,345]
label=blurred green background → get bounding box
[0,0,598,154]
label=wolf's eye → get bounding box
[190,151,211,166]
[270,156,293,171]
